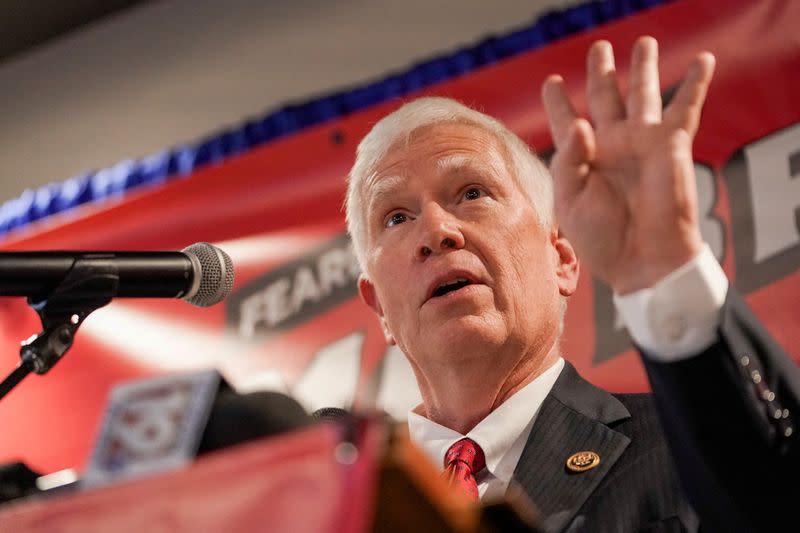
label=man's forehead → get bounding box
[364,151,502,205]
[363,127,507,196]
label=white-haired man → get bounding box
[347,37,798,532]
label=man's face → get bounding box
[357,122,578,373]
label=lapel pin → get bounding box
[566,451,601,472]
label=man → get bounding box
[346,37,797,532]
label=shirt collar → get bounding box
[408,357,564,475]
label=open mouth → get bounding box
[431,278,473,298]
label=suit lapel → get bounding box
[511,362,631,533]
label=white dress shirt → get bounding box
[615,244,728,361]
[408,357,564,500]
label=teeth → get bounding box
[439,278,468,289]
[432,277,473,298]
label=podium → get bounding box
[0,421,539,532]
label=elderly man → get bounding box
[346,37,797,532]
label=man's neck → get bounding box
[413,347,560,435]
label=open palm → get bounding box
[542,37,715,294]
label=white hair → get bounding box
[345,96,554,276]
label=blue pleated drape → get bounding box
[0,0,669,237]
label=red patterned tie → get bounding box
[442,438,485,500]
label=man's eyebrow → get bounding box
[365,174,406,215]
[436,154,498,176]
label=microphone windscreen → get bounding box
[311,407,350,422]
[182,242,234,307]
[198,390,312,454]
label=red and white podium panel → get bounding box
[0,424,376,532]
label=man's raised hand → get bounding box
[542,36,715,294]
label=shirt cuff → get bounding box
[613,244,729,362]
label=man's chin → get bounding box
[425,314,506,354]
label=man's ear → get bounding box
[358,275,397,345]
[552,229,580,297]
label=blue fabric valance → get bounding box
[0,0,669,237]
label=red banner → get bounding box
[1,0,798,473]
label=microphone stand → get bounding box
[0,258,119,402]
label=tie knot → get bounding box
[444,438,485,474]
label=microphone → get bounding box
[0,462,42,503]
[312,407,351,422]
[198,389,312,454]
[0,242,234,307]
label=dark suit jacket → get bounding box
[640,289,800,532]
[511,362,698,533]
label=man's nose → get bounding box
[416,204,465,260]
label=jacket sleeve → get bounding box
[640,288,799,532]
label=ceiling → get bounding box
[0,0,149,64]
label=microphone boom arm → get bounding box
[0,257,120,403]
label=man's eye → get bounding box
[463,187,486,201]
[385,212,408,227]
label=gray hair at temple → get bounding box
[345,96,554,276]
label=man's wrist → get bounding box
[612,235,705,296]
[613,244,729,361]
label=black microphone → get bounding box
[0,462,42,504]
[0,242,234,307]
[312,406,351,422]
[199,389,312,454]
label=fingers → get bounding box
[549,36,712,141]
[663,51,716,137]
[626,36,662,124]
[551,118,595,202]
[542,75,579,148]
[586,41,625,126]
